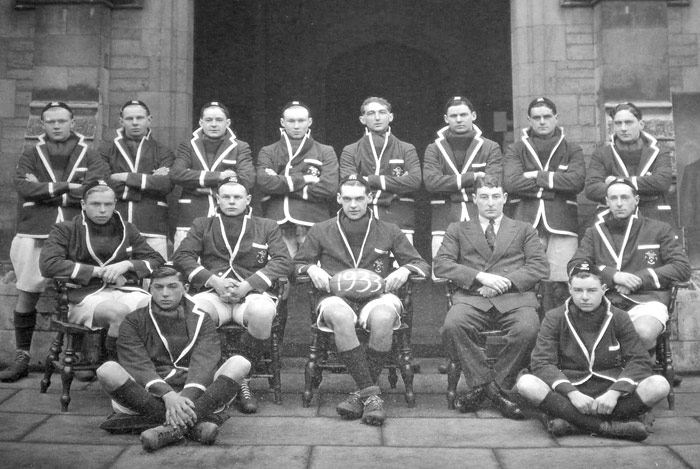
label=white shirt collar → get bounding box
[478,214,503,234]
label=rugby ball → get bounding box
[329,268,386,302]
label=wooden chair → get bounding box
[217,278,289,405]
[437,278,543,410]
[297,274,425,408]
[40,277,108,412]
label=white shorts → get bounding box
[70,288,149,329]
[10,235,49,293]
[627,301,669,329]
[537,230,578,282]
[316,293,403,333]
[193,291,277,327]
[144,235,168,261]
[173,228,190,252]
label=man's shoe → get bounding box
[140,425,185,452]
[236,378,258,414]
[597,420,649,441]
[0,350,30,383]
[454,385,487,413]
[486,383,524,420]
[361,394,386,426]
[548,418,584,437]
[74,370,97,382]
[638,411,655,434]
[336,392,364,420]
[99,412,161,434]
[188,421,219,445]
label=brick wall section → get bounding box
[668,3,700,93]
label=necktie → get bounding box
[485,220,496,250]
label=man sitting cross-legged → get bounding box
[294,175,429,426]
[96,266,251,452]
[516,264,670,441]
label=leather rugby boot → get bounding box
[236,378,258,414]
[486,382,524,420]
[597,420,649,441]
[361,394,386,426]
[188,421,219,445]
[0,350,30,382]
[454,385,487,413]
[336,391,363,420]
[140,425,185,452]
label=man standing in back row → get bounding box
[256,101,339,257]
[100,100,174,259]
[423,96,503,261]
[340,97,422,242]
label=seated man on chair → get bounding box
[97,266,250,452]
[434,175,549,419]
[39,180,165,360]
[294,175,429,426]
[568,177,690,351]
[172,177,293,414]
[516,264,670,441]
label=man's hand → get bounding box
[152,167,170,176]
[615,285,633,296]
[523,171,538,179]
[384,266,410,292]
[475,272,512,295]
[99,261,133,284]
[25,173,39,183]
[162,392,196,428]
[228,280,253,302]
[218,169,237,180]
[303,174,320,185]
[613,272,642,291]
[208,275,239,299]
[68,183,83,197]
[592,390,621,415]
[307,265,331,292]
[109,172,129,183]
[264,168,278,176]
[473,172,486,180]
[568,390,595,414]
[477,286,499,298]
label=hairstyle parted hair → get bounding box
[84,184,115,201]
[360,97,392,114]
[569,270,604,286]
[474,175,503,191]
[151,265,187,284]
[610,102,643,121]
[444,96,475,115]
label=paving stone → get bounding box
[111,444,310,469]
[645,417,700,446]
[0,373,94,391]
[24,414,140,446]
[0,442,126,469]
[310,446,499,469]
[226,394,318,418]
[497,446,690,469]
[216,416,381,446]
[383,417,554,448]
[0,388,111,415]
[0,388,18,405]
[655,393,700,417]
[670,444,700,468]
[317,392,466,419]
[673,375,700,393]
[0,412,48,440]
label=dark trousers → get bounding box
[441,302,539,390]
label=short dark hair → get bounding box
[217,177,249,195]
[527,97,557,116]
[610,102,642,121]
[120,100,150,117]
[41,101,74,120]
[200,101,230,119]
[360,97,392,114]
[569,270,604,286]
[339,174,370,194]
[474,175,502,192]
[151,265,187,284]
[444,96,475,114]
[281,100,311,118]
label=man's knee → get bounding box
[95,302,131,326]
[97,361,129,390]
[515,374,548,403]
[507,309,540,343]
[637,374,671,403]
[367,307,395,332]
[218,355,251,382]
[323,305,356,332]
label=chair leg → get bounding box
[40,331,64,394]
[60,333,76,412]
[271,329,282,405]
[447,359,461,410]
[398,332,415,408]
[662,335,675,410]
[388,367,398,389]
[302,333,320,408]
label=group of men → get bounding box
[2,94,690,450]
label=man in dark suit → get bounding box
[435,176,549,419]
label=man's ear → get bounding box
[601,283,609,293]
[184,283,190,293]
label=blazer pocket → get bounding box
[608,343,620,351]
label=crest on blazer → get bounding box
[306,165,321,177]
[373,259,384,274]
[256,247,268,264]
[392,166,404,177]
[644,250,658,265]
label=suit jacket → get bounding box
[100,129,175,236]
[423,125,503,233]
[433,216,549,312]
[170,127,254,228]
[585,131,674,225]
[117,295,220,401]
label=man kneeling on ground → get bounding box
[96,266,251,452]
[515,263,670,441]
